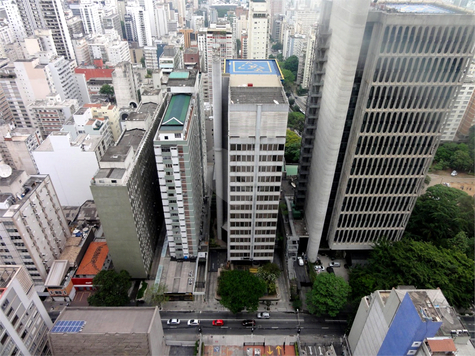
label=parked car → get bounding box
[242,319,256,327]
[297,257,304,266]
[257,312,270,319]
[255,348,261,356]
[167,319,181,325]
[314,265,325,271]
[451,170,458,176]
[212,319,224,326]
[329,262,341,267]
[187,319,200,326]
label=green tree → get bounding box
[283,55,299,77]
[99,84,115,103]
[450,149,473,172]
[88,270,131,306]
[285,129,301,163]
[140,56,145,68]
[448,231,470,255]
[257,263,281,295]
[307,273,351,317]
[145,283,169,308]
[281,68,295,90]
[288,112,305,132]
[405,184,474,244]
[349,240,475,309]
[468,125,475,161]
[236,39,241,58]
[272,42,283,51]
[217,270,266,314]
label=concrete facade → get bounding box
[0,266,53,355]
[296,0,475,260]
[90,105,165,278]
[224,70,288,262]
[247,0,270,59]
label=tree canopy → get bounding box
[306,273,351,317]
[405,184,474,248]
[99,84,115,98]
[217,270,266,314]
[257,263,281,295]
[432,141,473,172]
[288,112,305,133]
[349,240,475,309]
[145,283,169,308]
[272,42,283,51]
[285,129,301,163]
[88,270,131,306]
[283,55,299,77]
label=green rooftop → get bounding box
[169,72,190,79]
[161,94,191,130]
[286,164,298,176]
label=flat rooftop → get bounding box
[230,87,286,105]
[101,129,144,162]
[383,3,457,14]
[225,59,282,79]
[54,307,157,334]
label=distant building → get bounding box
[349,288,473,355]
[247,0,270,59]
[112,61,140,109]
[48,307,167,356]
[0,265,53,355]
[159,45,182,74]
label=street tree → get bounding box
[285,129,301,163]
[288,112,305,133]
[99,84,115,102]
[349,240,475,309]
[145,283,169,308]
[306,273,351,317]
[283,55,299,77]
[257,263,281,295]
[88,270,131,306]
[217,270,266,314]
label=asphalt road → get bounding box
[160,311,346,337]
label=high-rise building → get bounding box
[0,265,53,355]
[112,61,139,109]
[0,172,69,283]
[154,71,205,259]
[90,103,164,278]
[296,0,475,261]
[247,0,270,59]
[69,2,103,35]
[216,59,287,262]
[125,1,153,47]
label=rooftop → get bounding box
[54,307,157,334]
[225,59,282,79]
[427,338,457,353]
[383,3,457,14]
[159,94,191,131]
[230,87,286,105]
[101,129,144,162]
[76,242,109,276]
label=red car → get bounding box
[212,319,224,326]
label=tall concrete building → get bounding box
[247,0,270,59]
[125,1,153,47]
[154,71,205,259]
[0,266,53,355]
[295,0,475,261]
[90,103,165,278]
[112,61,140,109]
[0,172,69,284]
[217,60,287,262]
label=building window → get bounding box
[411,342,421,347]
[407,351,416,355]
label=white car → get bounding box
[297,257,304,266]
[167,319,181,325]
[451,170,458,176]
[329,262,341,267]
[257,312,270,319]
[314,265,325,272]
[187,319,200,326]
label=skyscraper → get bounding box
[217,59,288,262]
[296,0,475,261]
[247,0,270,60]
